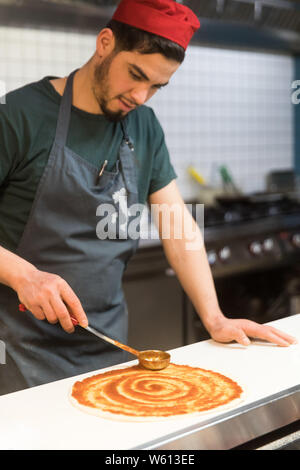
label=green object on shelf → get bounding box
[219,165,241,194]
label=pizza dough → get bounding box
[70,363,244,421]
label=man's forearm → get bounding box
[0,246,37,291]
[160,209,225,331]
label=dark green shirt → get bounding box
[0,76,177,251]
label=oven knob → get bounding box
[291,233,300,248]
[262,238,274,252]
[249,241,262,255]
[207,250,217,266]
[218,246,231,261]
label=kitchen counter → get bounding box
[0,314,299,450]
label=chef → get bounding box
[0,0,296,395]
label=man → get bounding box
[0,0,296,395]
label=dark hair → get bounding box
[106,19,185,64]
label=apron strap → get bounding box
[120,120,130,144]
[119,120,139,198]
[53,69,78,147]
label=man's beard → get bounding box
[92,53,125,123]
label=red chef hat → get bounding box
[112,0,200,50]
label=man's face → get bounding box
[92,50,180,122]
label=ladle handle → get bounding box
[18,304,140,357]
[70,316,139,357]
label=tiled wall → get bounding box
[0,25,294,200]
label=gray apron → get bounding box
[0,69,140,394]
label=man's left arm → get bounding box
[148,180,297,347]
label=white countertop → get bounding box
[0,314,299,450]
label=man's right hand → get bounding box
[0,246,87,332]
[16,269,88,333]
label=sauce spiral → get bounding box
[71,364,243,418]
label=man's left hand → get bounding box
[207,317,297,347]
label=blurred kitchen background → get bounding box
[1,0,300,350]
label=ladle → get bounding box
[70,316,170,370]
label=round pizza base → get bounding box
[69,362,245,422]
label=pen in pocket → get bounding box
[97,160,108,183]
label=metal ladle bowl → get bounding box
[137,350,171,370]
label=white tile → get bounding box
[0,25,294,197]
